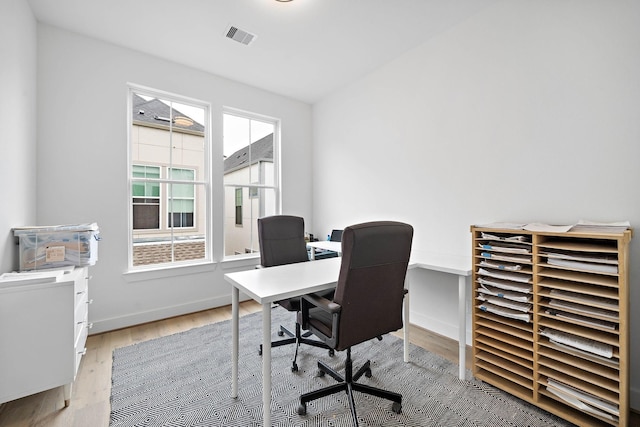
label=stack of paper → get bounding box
[540,328,613,358]
[478,302,531,322]
[480,251,531,264]
[478,268,531,284]
[548,299,618,322]
[478,242,531,255]
[478,283,531,302]
[479,260,522,271]
[477,277,532,293]
[547,340,619,366]
[570,220,630,234]
[477,294,531,312]
[546,378,618,420]
[481,232,530,243]
[547,258,618,274]
[545,309,616,330]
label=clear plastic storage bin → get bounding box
[13,223,99,271]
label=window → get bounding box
[168,168,195,228]
[223,111,279,256]
[235,188,243,226]
[132,165,160,230]
[129,86,210,268]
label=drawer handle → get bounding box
[77,321,93,329]
[76,290,85,295]
[87,299,94,305]
[78,348,87,356]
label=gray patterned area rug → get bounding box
[110,309,573,427]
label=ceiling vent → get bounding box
[225,25,257,46]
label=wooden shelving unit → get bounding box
[471,225,632,427]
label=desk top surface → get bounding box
[225,257,341,304]
[307,241,341,252]
[409,250,472,276]
[224,250,471,304]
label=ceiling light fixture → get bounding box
[275,0,293,2]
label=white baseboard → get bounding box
[89,295,248,334]
[410,310,472,346]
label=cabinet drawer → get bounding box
[74,270,88,307]
[74,322,88,376]
[74,308,88,342]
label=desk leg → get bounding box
[231,286,239,398]
[310,247,316,260]
[458,275,467,381]
[262,303,272,427]
[403,277,410,363]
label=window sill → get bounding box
[220,253,260,271]
[123,259,217,283]
[122,254,261,283]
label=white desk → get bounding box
[226,257,341,427]
[307,240,341,260]
[225,251,471,426]
[407,251,472,381]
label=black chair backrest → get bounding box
[330,229,343,242]
[258,215,309,268]
[333,221,413,351]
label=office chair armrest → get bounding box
[301,293,341,314]
[300,293,341,346]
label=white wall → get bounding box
[35,25,313,332]
[0,0,37,272]
[312,0,640,407]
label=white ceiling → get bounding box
[26,0,497,104]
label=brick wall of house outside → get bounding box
[133,241,205,266]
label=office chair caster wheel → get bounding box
[291,363,298,372]
[365,368,372,378]
[258,346,262,356]
[392,402,402,414]
[328,349,335,357]
[316,369,325,378]
[297,403,307,415]
[278,330,285,337]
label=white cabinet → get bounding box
[0,267,91,406]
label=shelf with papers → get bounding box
[538,344,620,380]
[537,277,619,299]
[471,225,631,427]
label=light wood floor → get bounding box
[0,301,636,427]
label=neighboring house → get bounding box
[130,95,274,262]
[130,95,206,265]
[223,133,275,256]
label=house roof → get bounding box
[224,133,273,173]
[132,94,204,133]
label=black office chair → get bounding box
[297,221,413,425]
[257,215,334,372]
